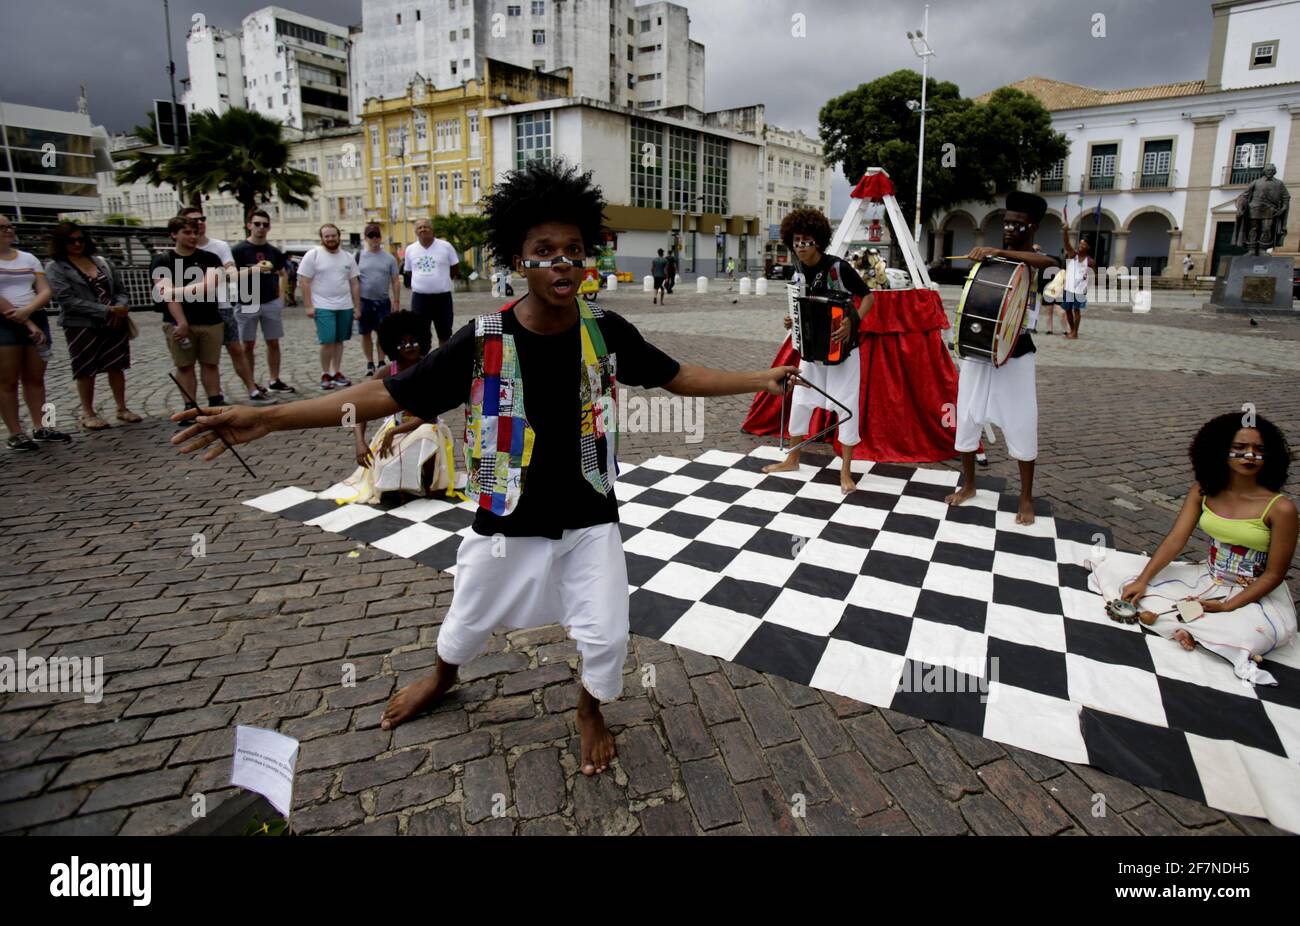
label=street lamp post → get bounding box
[907,6,936,246]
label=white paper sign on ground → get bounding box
[230,725,299,817]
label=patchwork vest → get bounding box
[464,300,619,516]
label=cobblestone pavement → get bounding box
[2,286,1298,836]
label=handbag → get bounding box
[1042,266,1066,302]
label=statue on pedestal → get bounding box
[1233,164,1290,255]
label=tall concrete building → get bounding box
[182,7,352,131]
[759,125,833,268]
[356,0,703,112]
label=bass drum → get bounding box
[953,258,1030,367]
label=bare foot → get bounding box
[840,472,857,495]
[380,661,456,730]
[944,485,976,507]
[763,457,800,475]
[1015,498,1036,525]
[1173,629,1195,651]
[577,703,616,776]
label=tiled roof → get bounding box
[976,76,1207,111]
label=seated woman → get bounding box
[342,311,458,504]
[1088,412,1297,684]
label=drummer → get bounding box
[944,191,1060,525]
[763,207,871,494]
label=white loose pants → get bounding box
[789,356,861,446]
[954,352,1038,462]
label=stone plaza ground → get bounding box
[2,282,1298,836]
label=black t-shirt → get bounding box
[1009,253,1062,359]
[386,303,681,539]
[149,249,223,326]
[231,241,286,306]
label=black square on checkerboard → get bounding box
[1256,661,1300,711]
[784,496,839,521]
[720,504,775,528]
[1159,677,1286,756]
[624,551,669,586]
[1079,708,1204,803]
[703,576,782,617]
[860,550,929,586]
[628,589,694,639]
[733,455,772,474]
[734,621,829,686]
[801,451,834,469]
[692,481,748,504]
[881,512,940,539]
[914,590,986,634]
[992,574,1063,615]
[994,532,1057,560]
[1062,618,1153,672]
[997,494,1052,517]
[811,467,846,488]
[676,461,727,482]
[633,488,688,509]
[412,535,463,571]
[677,540,742,572]
[942,503,997,528]
[619,465,668,487]
[843,489,898,511]
[1056,518,1112,547]
[342,514,411,544]
[743,528,799,560]
[819,521,877,549]
[831,605,914,655]
[618,522,642,543]
[756,475,803,495]
[427,506,476,532]
[1057,563,1092,592]
[648,510,712,538]
[986,637,1068,700]
[902,480,954,503]
[787,562,858,602]
[868,463,916,481]
[279,498,340,524]
[932,541,995,572]
[889,659,989,736]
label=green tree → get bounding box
[432,213,489,289]
[819,70,1068,229]
[101,214,143,226]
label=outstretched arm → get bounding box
[664,363,798,398]
[1062,223,1076,258]
[1121,486,1202,600]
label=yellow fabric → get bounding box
[1198,494,1282,552]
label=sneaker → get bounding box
[31,428,72,443]
[206,395,226,408]
[247,388,275,406]
[268,379,296,393]
[332,372,352,388]
[7,433,38,452]
[320,374,334,391]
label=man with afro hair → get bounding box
[174,159,796,777]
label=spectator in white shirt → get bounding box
[299,223,361,390]
[403,218,459,347]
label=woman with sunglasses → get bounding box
[45,222,140,430]
[0,215,70,451]
[1089,412,1297,684]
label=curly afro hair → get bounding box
[481,159,606,266]
[378,310,432,363]
[780,207,832,253]
[1189,411,1291,496]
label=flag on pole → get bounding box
[1093,195,1103,223]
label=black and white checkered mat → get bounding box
[247,446,1300,832]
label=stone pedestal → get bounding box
[1207,254,1296,314]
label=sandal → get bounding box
[79,413,111,431]
[116,409,143,423]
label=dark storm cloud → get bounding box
[4,0,1211,214]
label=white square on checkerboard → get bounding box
[922,562,994,602]
[846,457,873,474]
[717,467,766,489]
[1184,735,1291,822]
[811,638,906,709]
[795,480,850,503]
[641,562,724,601]
[694,449,744,466]
[671,494,730,519]
[661,602,761,661]
[830,504,888,531]
[911,467,960,487]
[870,530,937,561]
[245,486,318,513]
[372,522,451,558]
[982,683,1088,764]
[1262,701,1300,762]
[736,488,799,512]
[967,489,1001,511]
[761,587,847,636]
[639,456,687,472]
[615,481,649,502]
[985,602,1067,652]
[1055,537,1102,565]
[761,463,818,483]
[722,550,798,587]
[1144,632,1255,697]
[857,472,908,496]
[1065,654,1167,728]
[894,494,950,520]
[389,496,458,522]
[1266,637,1300,671]
[800,537,868,574]
[847,574,920,616]
[655,473,708,496]
[696,518,762,548]
[992,550,1060,586]
[622,528,693,561]
[1059,586,1116,627]
[906,618,988,677]
[307,504,384,533]
[995,510,1056,536]
[935,519,996,550]
[767,511,828,542]
[619,501,669,528]
[748,445,788,462]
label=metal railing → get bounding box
[1085,172,1120,192]
[1137,168,1177,190]
[1038,176,1064,192]
[1222,165,1264,186]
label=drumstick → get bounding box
[169,373,258,479]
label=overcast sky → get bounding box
[3,0,1214,215]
